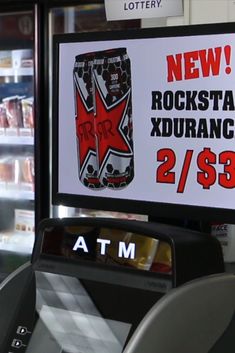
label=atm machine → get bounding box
[0,217,224,353]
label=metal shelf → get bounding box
[0,188,34,201]
[0,133,34,146]
[0,231,34,254]
[0,67,33,77]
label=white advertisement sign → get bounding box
[56,30,235,212]
[104,0,183,20]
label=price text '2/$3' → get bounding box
[152,45,235,193]
[156,148,235,193]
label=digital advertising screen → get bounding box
[52,23,235,222]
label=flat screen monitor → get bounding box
[52,22,235,222]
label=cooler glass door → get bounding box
[0,10,35,281]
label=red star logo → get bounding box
[75,91,96,167]
[94,88,132,167]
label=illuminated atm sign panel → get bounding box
[41,224,172,274]
[35,218,224,292]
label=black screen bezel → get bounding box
[52,22,235,223]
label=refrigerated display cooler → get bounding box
[0,0,141,282]
[0,217,224,353]
[0,9,36,281]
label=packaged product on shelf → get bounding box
[12,49,33,69]
[14,209,34,234]
[22,97,34,129]
[125,234,159,271]
[3,96,24,131]
[22,156,34,184]
[0,51,12,68]
[96,228,130,266]
[0,156,16,186]
[75,208,147,221]
[0,104,9,130]
[150,241,172,274]
[96,230,159,271]
[17,155,34,190]
[62,226,98,260]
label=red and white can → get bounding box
[93,48,134,189]
[73,53,103,189]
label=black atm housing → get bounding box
[0,217,224,353]
[34,217,224,287]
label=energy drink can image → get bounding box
[93,48,134,189]
[73,53,103,189]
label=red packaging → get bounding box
[3,96,24,128]
[73,52,103,189]
[19,156,34,185]
[0,157,15,182]
[0,104,9,128]
[93,48,134,189]
[22,97,34,129]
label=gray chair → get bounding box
[123,273,235,353]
